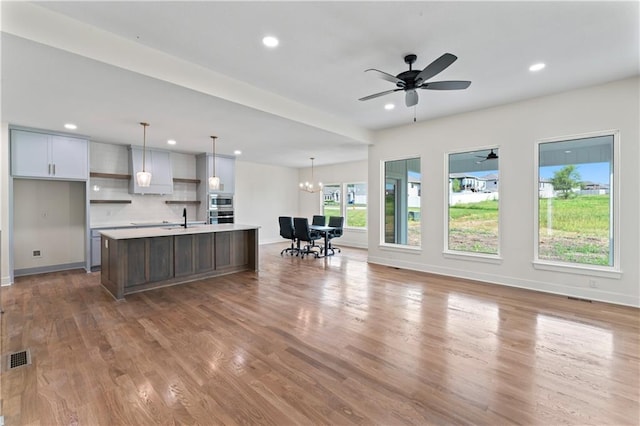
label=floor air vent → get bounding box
[7,350,31,370]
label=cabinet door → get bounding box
[91,237,101,267]
[11,130,50,178]
[50,135,88,179]
[174,234,195,277]
[210,155,235,194]
[129,147,174,194]
[215,232,232,269]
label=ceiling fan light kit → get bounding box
[359,52,471,108]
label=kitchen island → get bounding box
[100,224,259,299]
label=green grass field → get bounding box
[447,195,610,264]
[324,203,367,228]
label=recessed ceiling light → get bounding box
[64,123,77,130]
[384,103,395,110]
[167,139,177,145]
[234,150,242,155]
[565,150,572,153]
[262,36,279,48]
[529,62,546,72]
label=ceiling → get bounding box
[1,1,638,168]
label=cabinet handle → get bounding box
[48,164,51,175]
[53,164,56,175]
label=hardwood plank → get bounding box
[1,243,638,425]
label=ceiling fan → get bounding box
[475,149,499,163]
[359,53,471,107]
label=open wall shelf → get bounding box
[165,200,201,205]
[90,200,132,204]
[90,172,131,179]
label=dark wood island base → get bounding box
[100,224,259,299]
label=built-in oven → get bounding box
[210,194,233,209]
[209,209,234,224]
[209,194,234,224]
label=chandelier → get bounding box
[299,157,323,193]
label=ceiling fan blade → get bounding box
[415,53,457,84]
[365,69,405,86]
[420,80,471,90]
[405,90,418,107]
[358,88,402,101]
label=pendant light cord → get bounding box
[211,136,217,176]
[140,122,149,172]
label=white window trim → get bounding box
[380,156,422,248]
[532,129,621,276]
[444,145,502,259]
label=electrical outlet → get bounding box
[588,279,598,288]
[32,250,42,258]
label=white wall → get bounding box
[298,159,368,248]
[368,77,639,307]
[235,161,299,244]
[1,123,11,285]
[13,179,85,270]
[89,142,200,226]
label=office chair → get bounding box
[326,216,344,255]
[278,216,298,256]
[293,217,322,259]
[312,215,326,226]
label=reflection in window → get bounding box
[345,183,367,228]
[322,184,341,219]
[384,158,421,246]
[538,134,614,266]
[448,148,499,254]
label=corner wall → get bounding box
[235,161,299,245]
[368,77,640,307]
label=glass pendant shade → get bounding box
[136,171,152,187]
[137,122,152,187]
[299,157,323,193]
[208,175,220,190]
[209,135,221,191]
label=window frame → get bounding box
[320,182,368,231]
[443,146,503,262]
[343,181,367,230]
[379,156,422,250]
[533,129,622,278]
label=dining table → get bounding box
[309,225,337,257]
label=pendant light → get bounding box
[209,135,221,190]
[136,122,152,187]
[299,157,323,193]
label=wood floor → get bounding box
[1,243,639,425]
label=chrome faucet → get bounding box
[182,207,187,228]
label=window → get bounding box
[447,148,500,255]
[345,183,367,228]
[322,183,367,229]
[536,132,615,267]
[322,184,341,218]
[383,158,421,246]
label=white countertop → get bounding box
[99,223,259,240]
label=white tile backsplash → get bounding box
[90,142,203,226]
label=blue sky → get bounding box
[540,162,610,184]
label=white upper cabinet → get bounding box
[128,146,173,194]
[11,129,88,180]
[196,154,235,194]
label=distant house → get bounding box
[482,173,499,192]
[449,173,487,193]
[408,171,421,208]
[539,178,554,198]
[580,181,609,195]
